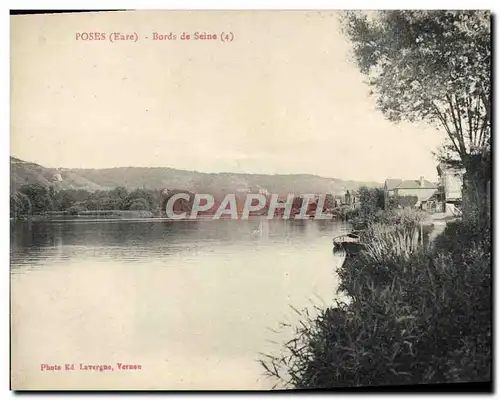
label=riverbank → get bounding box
[11,210,155,222]
[262,209,491,388]
[11,211,349,223]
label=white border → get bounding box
[3,1,498,10]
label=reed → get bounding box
[261,218,491,388]
[361,223,420,262]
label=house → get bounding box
[334,195,344,208]
[436,163,464,203]
[51,173,63,182]
[384,177,437,209]
[344,190,360,209]
[435,163,465,215]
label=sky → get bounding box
[10,10,447,182]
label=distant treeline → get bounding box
[10,184,423,221]
[10,184,337,220]
[10,184,163,219]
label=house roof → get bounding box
[385,179,402,190]
[385,178,437,190]
[399,179,436,189]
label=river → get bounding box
[10,218,348,390]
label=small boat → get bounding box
[333,232,363,257]
[333,232,360,245]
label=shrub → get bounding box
[10,191,32,218]
[19,183,54,213]
[387,195,419,209]
[128,198,149,210]
[262,215,491,388]
[433,220,491,259]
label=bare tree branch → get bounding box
[446,94,467,156]
[432,101,463,158]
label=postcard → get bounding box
[10,10,491,391]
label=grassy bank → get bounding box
[261,210,491,388]
[11,209,156,221]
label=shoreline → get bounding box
[11,215,348,223]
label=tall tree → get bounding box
[123,189,156,211]
[359,186,385,214]
[19,184,53,214]
[10,192,32,218]
[343,11,491,222]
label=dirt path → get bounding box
[426,213,459,244]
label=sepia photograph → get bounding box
[9,9,491,391]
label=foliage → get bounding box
[343,10,491,165]
[346,186,386,229]
[360,223,421,264]
[128,198,150,210]
[382,207,427,226]
[123,189,156,211]
[108,186,129,200]
[358,186,385,214]
[52,190,76,211]
[19,184,53,214]
[83,198,100,211]
[433,219,490,262]
[10,184,164,218]
[10,191,32,218]
[387,195,419,209]
[348,189,425,231]
[261,219,491,388]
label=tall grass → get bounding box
[261,214,491,388]
[361,223,420,262]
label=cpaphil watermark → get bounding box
[164,193,336,220]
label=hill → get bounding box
[10,157,104,192]
[10,157,381,195]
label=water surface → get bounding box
[11,218,347,390]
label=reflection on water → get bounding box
[11,218,348,390]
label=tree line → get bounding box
[10,184,340,220]
[10,184,163,219]
[10,183,421,221]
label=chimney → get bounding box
[420,176,425,187]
